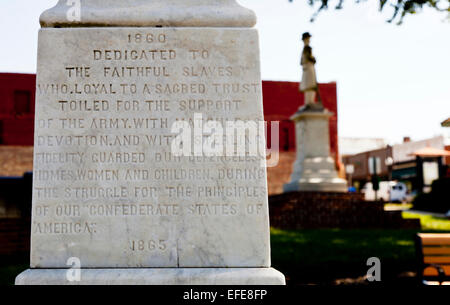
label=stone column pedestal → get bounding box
[16,0,285,285]
[284,109,347,193]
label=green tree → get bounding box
[289,0,450,24]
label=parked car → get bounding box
[361,181,409,202]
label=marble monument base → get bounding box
[283,155,348,192]
[284,109,347,193]
[16,268,286,285]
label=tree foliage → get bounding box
[288,0,450,24]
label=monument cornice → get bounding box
[40,0,257,28]
[290,109,334,122]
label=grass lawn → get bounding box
[0,262,28,286]
[403,211,450,230]
[270,211,450,285]
[270,228,420,285]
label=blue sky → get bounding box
[0,0,449,144]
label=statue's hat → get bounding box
[302,32,312,40]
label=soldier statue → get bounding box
[299,32,323,111]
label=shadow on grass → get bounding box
[270,228,424,285]
[0,256,28,286]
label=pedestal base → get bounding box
[16,268,286,285]
[284,156,348,193]
[284,109,348,193]
[284,178,348,193]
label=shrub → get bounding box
[412,178,450,213]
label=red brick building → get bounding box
[0,73,36,145]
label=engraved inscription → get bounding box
[31,28,269,268]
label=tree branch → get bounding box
[288,0,450,24]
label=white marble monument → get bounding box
[16,0,285,285]
[283,33,347,193]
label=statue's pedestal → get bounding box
[284,108,347,193]
[16,0,285,286]
[16,268,285,285]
